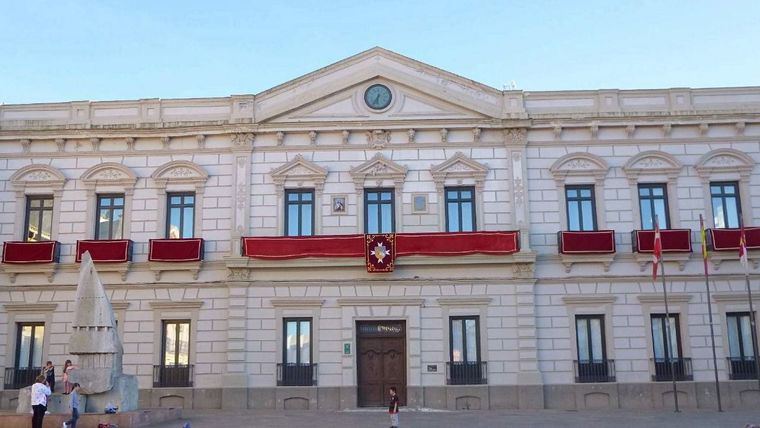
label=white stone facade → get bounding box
[1,47,760,410]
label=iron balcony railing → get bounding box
[651,358,693,381]
[277,363,318,386]
[727,357,758,380]
[574,359,616,383]
[446,361,488,385]
[153,364,193,388]
[3,367,42,390]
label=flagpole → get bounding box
[655,216,680,412]
[739,218,760,392]
[700,214,723,411]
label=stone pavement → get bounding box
[149,408,760,428]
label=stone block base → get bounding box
[0,408,181,428]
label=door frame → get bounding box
[355,319,407,407]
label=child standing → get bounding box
[41,361,55,393]
[63,360,75,394]
[388,386,399,428]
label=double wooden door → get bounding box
[356,321,406,407]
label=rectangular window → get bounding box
[365,188,394,233]
[95,194,125,240]
[24,196,53,242]
[565,185,596,231]
[156,320,192,388]
[727,312,757,379]
[711,182,741,229]
[651,314,691,381]
[6,323,45,389]
[162,320,190,366]
[448,316,485,385]
[284,190,314,236]
[575,315,613,382]
[166,193,195,239]
[445,186,476,232]
[280,318,314,386]
[638,184,669,230]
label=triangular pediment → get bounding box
[350,153,407,183]
[257,47,502,123]
[270,154,328,185]
[431,153,488,186]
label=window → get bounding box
[638,184,669,230]
[727,312,758,379]
[95,194,125,240]
[448,316,485,385]
[650,314,692,381]
[279,318,315,386]
[285,190,314,236]
[156,320,192,387]
[24,196,53,242]
[365,188,394,233]
[711,182,741,229]
[575,315,613,382]
[565,185,596,231]
[445,187,476,232]
[8,323,45,389]
[166,193,195,239]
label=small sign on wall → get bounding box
[427,364,437,373]
[344,343,351,355]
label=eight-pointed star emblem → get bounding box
[372,243,390,264]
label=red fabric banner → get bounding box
[558,230,616,254]
[2,241,59,264]
[242,235,364,259]
[634,229,692,253]
[366,234,395,272]
[76,240,132,263]
[710,227,760,251]
[396,231,519,256]
[148,238,204,262]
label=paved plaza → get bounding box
[149,408,760,428]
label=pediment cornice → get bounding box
[270,154,328,191]
[349,153,407,187]
[431,152,488,191]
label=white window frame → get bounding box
[150,161,208,239]
[270,154,328,236]
[81,162,137,240]
[10,164,66,241]
[695,149,753,229]
[622,151,683,229]
[431,152,487,232]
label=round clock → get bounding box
[364,84,392,110]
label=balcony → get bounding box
[709,227,760,251]
[446,361,488,385]
[4,367,42,390]
[651,358,693,381]
[557,231,615,273]
[632,229,692,272]
[277,363,318,386]
[727,357,758,380]
[148,238,204,281]
[153,364,193,388]
[2,241,59,264]
[574,359,616,383]
[76,239,132,263]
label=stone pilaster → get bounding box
[230,133,254,256]
[222,285,249,408]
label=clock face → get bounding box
[364,84,392,110]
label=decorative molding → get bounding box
[3,303,58,312]
[125,137,135,151]
[407,129,416,143]
[55,138,66,152]
[336,297,425,306]
[662,123,672,136]
[81,162,137,188]
[698,122,709,136]
[366,129,391,149]
[341,130,350,144]
[549,152,609,186]
[149,261,203,281]
[505,128,527,146]
[636,293,693,304]
[625,124,636,138]
[20,139,31,153]
[110,301,131,311]
[436,297,491,306]
[308,130,318,145]
[622,150,682,184]
[148,300,204,310]
[559,254,615,273]
[695,148,754,179]
[196,134,206,149]
[270,154,328,192]
[231,132,255,151]
[552,124,562,140]
[430,152,488,192]
[440,128,448,143]
[151,160,209,186]
[349,153,407,189]
[10,164,66,191]
[561,295,617,305]
[90,137,101,152]
[276,131,285,146]
[269,298,325,307]
[736,121,746,135]
[590,122,599,138]
[472,127,481,142]
[160,136,170,150]
[713,293,751,303]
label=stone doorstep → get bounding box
[0,408,181,428]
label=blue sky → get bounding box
[1,1,758,104]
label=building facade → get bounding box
[1,48,760,411]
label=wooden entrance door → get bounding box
[356,321,406,407]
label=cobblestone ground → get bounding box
[150,408,760,428]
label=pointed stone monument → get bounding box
[68,251,138,412]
